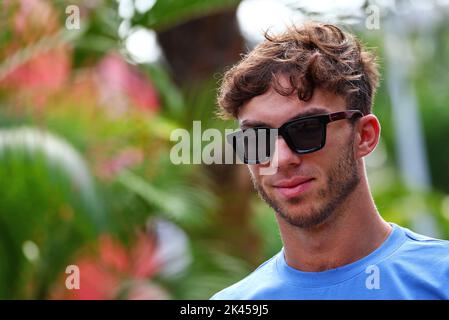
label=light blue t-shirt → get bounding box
[211,223,449,299]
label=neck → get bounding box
[276,174,392,272]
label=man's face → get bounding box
[238,84,361,229]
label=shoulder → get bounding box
[400,224,449,252]
[391,224,449,270]
[210,253,281,300]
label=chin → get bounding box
[278,202,334,229]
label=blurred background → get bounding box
[1,0,449,299]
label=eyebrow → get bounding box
[240,107,330,129]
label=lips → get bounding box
[273,177,314,199]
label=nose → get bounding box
[272,136,302,169]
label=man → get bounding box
[211,22,449,299]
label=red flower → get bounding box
[52,233,168,300]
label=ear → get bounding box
[354,114,381,159]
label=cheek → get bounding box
[311,151,335,179]
[300,146,338,182]
[327,124,353,149]
[317,135,353,178]
[320,128,349,159]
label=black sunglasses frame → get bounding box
[227,110,364,164]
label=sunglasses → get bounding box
[227,110,363,164]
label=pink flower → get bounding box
[52,233,167,300]
[96,54,160,114]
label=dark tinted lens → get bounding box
[286,118,324,151]
[231,128,275,164]
[244,128,275,164]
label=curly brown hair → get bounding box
[217,22,380,119]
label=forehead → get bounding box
[238,86,346,129]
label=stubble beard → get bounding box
[251,138,361,229]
